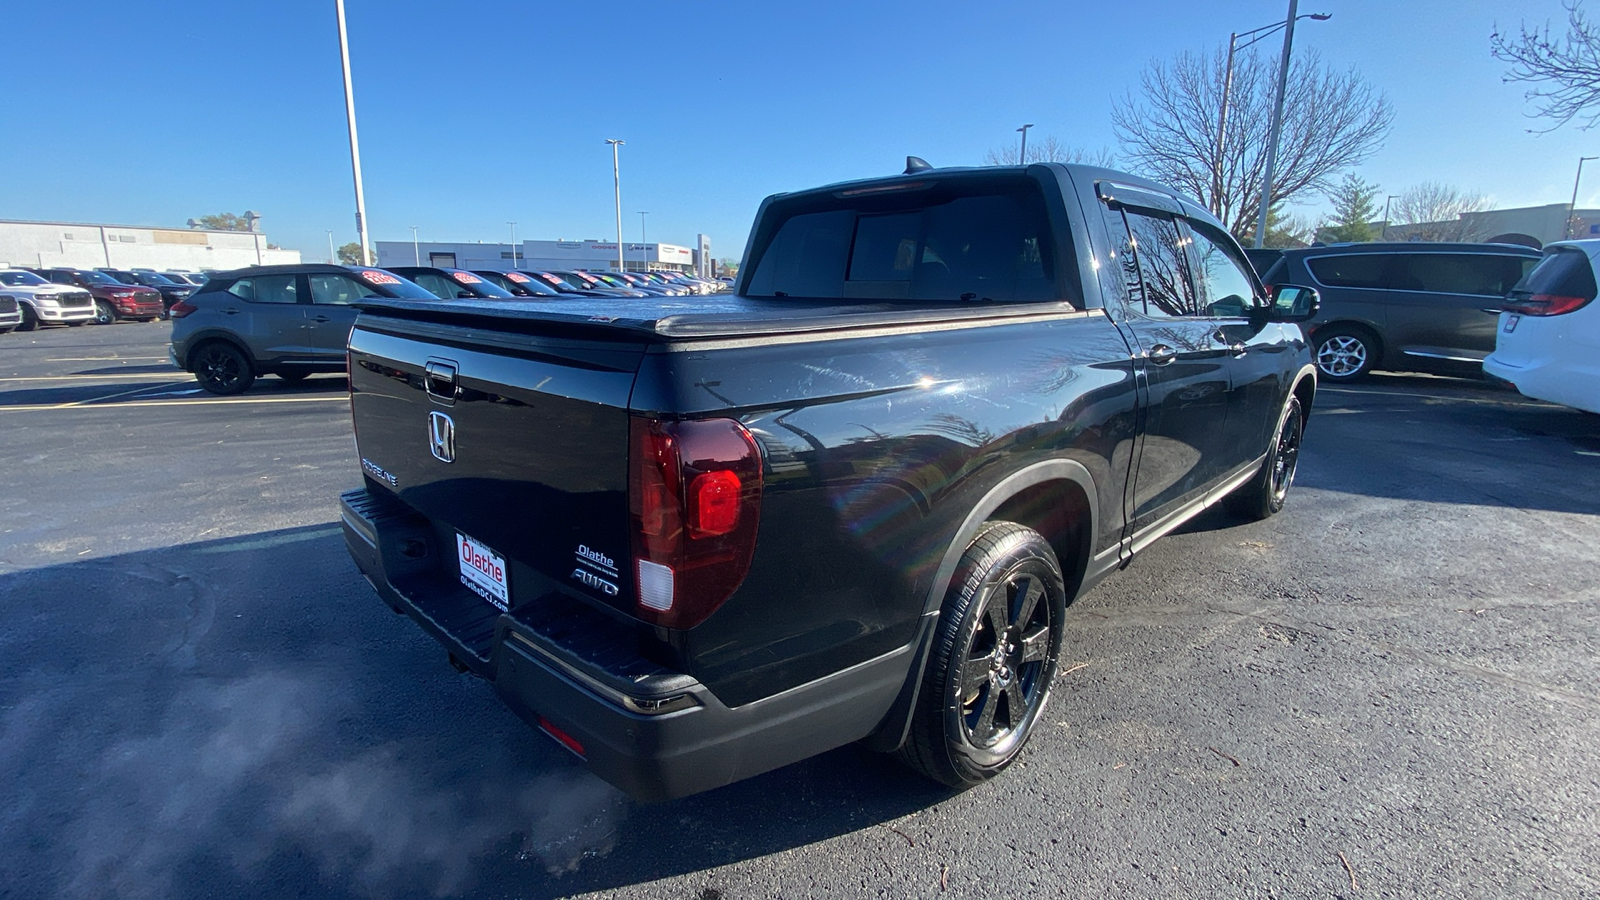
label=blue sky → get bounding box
[2,0,1594,262]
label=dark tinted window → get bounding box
[1099,206,1146,313]
[229,274,298,303]
[746,180,1062,304]
[1514,248,1598,299]
[409,273,460,299]
[1124,211,1195,317]
[1394,253,1534,296]
[1306,254,1388,289]
[1187,221,1257,317]
[309,274,367,305]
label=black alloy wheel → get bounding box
[1225,395,1304,521]
[17,304,39,332]
[899,521,1066,787]
[92,300,115,325]
[192,342,255,395]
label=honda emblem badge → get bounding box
[428,411,455,463]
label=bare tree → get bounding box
[1492,1,1600,130]
[983,135,1116,167]
[1388,183,1494,241]
[1111,47,1393,243]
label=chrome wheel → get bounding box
[93,300,115,325]
[1316,334,1368,378]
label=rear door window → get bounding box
[1306,254,1389,289]
[1394,253,1534,297]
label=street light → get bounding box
[508,221,517,269]
[605,139,625,272]
[410,226,419,265]
[1381,195,1400,240]
[327,230,335,264]
[334,0,371,265]
[1213,11,1330,218]
[1254,1,1333,248]
[1567,156,1598,239]
[1016,124,1034,164]
[638,211,649,272]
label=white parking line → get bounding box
[43,356,169,362]
[0,373,184,382]
[0,395,348,413]
[58,381,188,408]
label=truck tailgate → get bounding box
[347,314,648,627]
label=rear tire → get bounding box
[192,341,255,395]
[898,521,1066,788]
[1225,396,1304,521]
[93,300,115,325]
[1312,326,1377,383]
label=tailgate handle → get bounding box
[424,359,458,406]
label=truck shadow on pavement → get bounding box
[0,524,950,899]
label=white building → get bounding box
[374,238,704,275]
[0,218,301,271]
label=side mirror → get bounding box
[456,290,474,298]
[1265,284,1319,322]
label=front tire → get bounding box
[192,341,255,395]
[93,300,116,325]
[17,305,39,332]
[898,521,1066,788]
[1225,396,1304,521]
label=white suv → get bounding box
[0,269,95,329]
[1484,240,1600,414]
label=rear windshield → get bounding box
[744,176,1066,304]
[1513,247,1597,299]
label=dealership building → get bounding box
[0,216,301,271]
[374,234,715,277]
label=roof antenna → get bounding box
[904,156,932,174]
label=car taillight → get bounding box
[1503,293,1594,316]
[629,416,762,629]
[168,299,198,318]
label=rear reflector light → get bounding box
[629,417,763,629]
[168,299,198,318]
[1503,293,1593,316]
[537,716,585,757]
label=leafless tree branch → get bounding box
[1492,1,1600,131]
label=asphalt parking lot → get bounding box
[2,321,1598,899]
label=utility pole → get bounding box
[638,211,648,271]
[605,139,625,272]
[327,230,336,264]
[508,221,518,269]
[1254,0,1298,249]
[1567,156,1598,239]
[1016,124,1034,164]
[334,0,371,265]
[1381,195,1399,240]
[410,226,419,265]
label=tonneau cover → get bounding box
[354,294,1082,340]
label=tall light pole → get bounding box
[1213,12,1329,219]
[1252,0,1335,248]
[638,211,649,272]
[1381,195,1400,240]
[334,0,371,265]
[1016,124,1034,164]
[508,221,518,269]
[410,225,419,265]
[605,139,625,272]
[327,230,335,264]
[1567,156,1598,239]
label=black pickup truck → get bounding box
[340,161,1320,801]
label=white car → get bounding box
[0,269,96,330]
[1484,240,1600,414]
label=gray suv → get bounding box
[169,264,437,394]
[1262,243,1540,382]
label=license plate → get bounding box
[1504,314,1520,333]
[456,532,509,611]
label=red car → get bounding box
[34,268,164,323]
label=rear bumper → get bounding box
[1484,354,1600,414]
[339,486,909,801]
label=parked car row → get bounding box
[0,266,215,331]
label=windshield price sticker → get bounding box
[450,272,483,284]
[457,532,509,611]
[360,270,402,285]
[506,272,531,283]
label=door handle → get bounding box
[221,307,240,315]
[1480,307,1504,314]
[311,315,331,323]
[1213,331,1248,356]
[1145,344,1177,365]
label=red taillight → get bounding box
[629,417,763,629]
[537,716,585,757]
[1503,293,1593,316]
[168,299,198,318]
